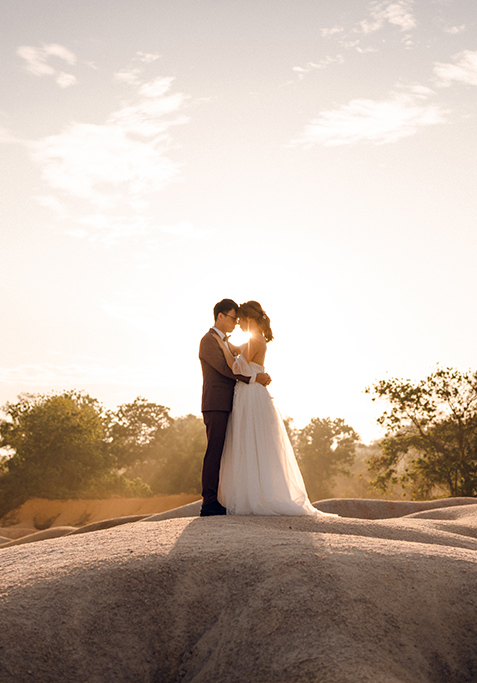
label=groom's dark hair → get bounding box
[214,299,239,321]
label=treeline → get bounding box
[1,366,476,518]
[0,391,368,518]
[0,393,206,518]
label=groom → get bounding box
[199,298,271,516]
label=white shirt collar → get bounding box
[212,326,225,340]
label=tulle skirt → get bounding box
[218,368,326,516]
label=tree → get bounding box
[0,391,112,515]
[0,391,152,517]
[107,401,206,495]
[295,417,359,501]
[148,414,206,495]
[105,397,172,469]
[366,366,477,498]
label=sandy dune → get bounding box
[0,498,476,682]
[0,493,200,540]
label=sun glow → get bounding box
[230,329,252,346]
[2,0,477,448]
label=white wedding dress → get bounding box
[218,353,336,517]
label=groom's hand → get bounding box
[256,373,271,386]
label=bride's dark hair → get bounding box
[238,301,274,342]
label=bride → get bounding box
[216,300,336,517]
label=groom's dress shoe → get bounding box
[200,501,227,516]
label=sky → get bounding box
[1,0,476,443]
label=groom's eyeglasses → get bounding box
[223,314,237,322]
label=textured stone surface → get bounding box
[1,499,476,682]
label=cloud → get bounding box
[0,124,18,144]
[320,27,345,38]
[73,215,150,244]
[160,221,207,240]
[321,0,416,51]
[289,88,444,147]
[28,54,195,249]
[31,62,190,238]
[444,25,465,35]
[113,53,161,85]
[356,46,379,54]
[292,56,344,80]
[360,0,416,33]
[136,52,161,63]
[113,67,143,85]
[36,194,68,214]
[17,43,77,88]
[434,50,477,87]
[55,72,78,89]
[33,121,179,204]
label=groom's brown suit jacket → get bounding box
[199,328,251,412]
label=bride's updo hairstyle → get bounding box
[238,301,274,343]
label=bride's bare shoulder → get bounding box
[242,334,266,364]
[249,334,266,349]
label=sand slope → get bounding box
[0,498,476,682]
[0,493,200,540]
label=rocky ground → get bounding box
[1,497,476,682]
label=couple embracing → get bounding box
[199,299,335,518]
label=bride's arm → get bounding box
[216,337,258,380]
[227,341,242,356]
[215,336,271,385]
[215,336,238,371]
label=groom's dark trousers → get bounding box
[199,328,250,506]
[201,411,230,506]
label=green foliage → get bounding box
[0,471,30,522]
[366,366,477,498]
[331,442,388,500]
[122,414,206,495]
[295,417,359,501]
[0,391,113,516]
[0,391,157,517]
[85,473,152,498]
[104,397,172,469]
[1,386,367,516]
[1,391,110,492]
[149,414,205,495]
[104,398,205,495]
